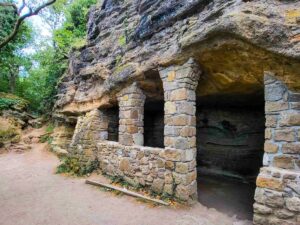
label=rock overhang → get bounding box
[54,0,300,115]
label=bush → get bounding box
[56,157,99,176]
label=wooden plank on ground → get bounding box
[85,180,169,206]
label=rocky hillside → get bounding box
[54,0,300,116]
[0,92,38,150]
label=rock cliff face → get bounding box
[55,0,300,115]
[53,1,300,223]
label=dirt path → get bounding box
[0,129,252,225]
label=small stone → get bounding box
[274,128,295,142]
[162,148,182,161]
[167,71,176,82]
[119,158,131,173]
[165,161,175,169]
[265,81,286,101]
[286,197,300,212]
[151,178,164,194]
[282,143,300,154]
[265,128,272,140]
[274,209,295,219]
[288,92,300,102]
[175,184,190,201]
[253,203,273,214]
[264,142,279,153]
[170,88,188,101]
[256,176,283,191]
[266,115,278,128]
[265,102,289,112]
[273,155,294,169]
[165,101,177,115]
[164,184,174,195]
[253,214,268,225]
[280,112,300,126]
[175,162,189,174]
[180,127,196,137]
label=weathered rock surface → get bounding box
[54,0,300,115]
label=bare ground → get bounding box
[0,128,252,225]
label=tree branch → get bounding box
[0,0,57,49]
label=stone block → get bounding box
[256,176,283,191]
[265,128,272,140]
[165,101,176,114]
[253,214,268,225]
[171,116,188,126]
[180,127,196,137]
[288,92,300,102]
[162,148,182,161]
[119,158,132,173]
[164,172,173,184]
[282,143,300,154]
[174,138,189,150]
[274,209,295,219]
[280,112,300,127]
[274,128,295,142]
[151,178,164,194]
[264,142,279,153]
[175,162,189,174]
[265,102,289,112]
[165,161,175,169]
[170,88,188,101]
[167,71,176,82]
[253,203,273,214]
[265,82,286,101]
[175,184,190,201]
[286,197,300,212]
[273,155,294,169]
[255,188,284,207]
[163,184,174,195]
[291,102,300,110]
[266,115,278,128]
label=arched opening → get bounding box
[138,70,164,148]
[194,48,266,220]
[196,93,265,220]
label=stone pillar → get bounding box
[67,109,109,170]
[159,58,202,203]
[117,82,146,146]
[253,72,300,225]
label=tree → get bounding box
[0,3,32,94]
[0,0,57,49]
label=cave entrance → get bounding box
[196,92,265,220]
[139,70,164,148]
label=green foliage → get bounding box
[22,0,97,113]
[0,92,29,110]
[54,0,97,54]
[0,98,20,110]
[118,35,126,46]
[56,157,99,176]
[46,123,55,133]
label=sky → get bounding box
[17,0,53,54]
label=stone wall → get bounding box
[253,73,300,224]
[97,141,197,202]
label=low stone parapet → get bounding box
[254,167,300,224]
[96,141,197,203]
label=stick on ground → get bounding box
[85,180,169,206]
